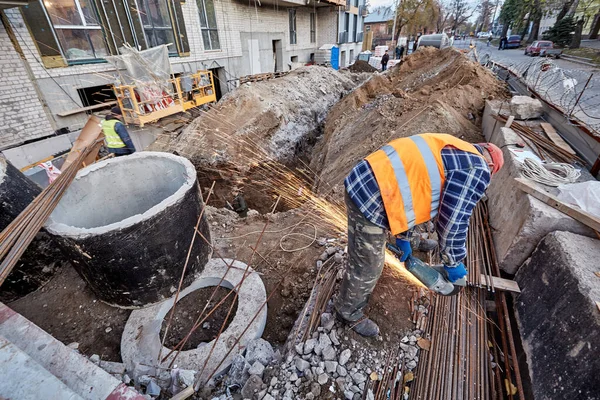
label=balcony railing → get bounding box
[339,31,348,44]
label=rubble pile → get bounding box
[311,47,510,194]
[151,66,370,167]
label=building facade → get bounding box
[0,0,364,151]
[363,6,393,49]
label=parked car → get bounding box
[477,32,492,39]
[525,40,562,58]
[504,35,522,49]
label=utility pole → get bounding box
[391,0,400,47]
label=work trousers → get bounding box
[334,193,386,322]
[381,63,388,71]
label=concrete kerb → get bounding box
[45,151,196,238]
[482,100,595,274]
[121,258,267,383]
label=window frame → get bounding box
[136,0,178,54]
[310,12,316,43]
[289,8,297,45]
[197,0,220,51]
[43,0,109,63]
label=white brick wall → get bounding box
[0,17,53,149]
[3,0,340,132]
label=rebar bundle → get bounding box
[0,142,101,286]
[410,201,525,400]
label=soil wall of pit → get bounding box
[45,153,211,308]
[0,158,64,302]
[311,47,510,195]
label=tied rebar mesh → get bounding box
[485,56,600,136]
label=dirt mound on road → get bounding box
[310,47,509,195]
[348,60,378,73]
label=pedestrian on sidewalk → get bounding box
[381,50,390,71]
[101,107,136,157]
[487,36,492,47]
[334,134,505,337]
[499,36,507,50]
[395,45,401,60]
[399,45,405,58]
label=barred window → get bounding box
[289,9,297,44]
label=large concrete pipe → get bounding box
[45,152,211,308]
[0,158,64,303]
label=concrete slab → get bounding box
[515,231,600,400]
[0,303,145,399]
[121,258,267,384]
[482,101,595,274]
[1,135,72,170]
[0,336,84,400]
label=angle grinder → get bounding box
[386,238,465,296]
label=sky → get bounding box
[367,0,485,22]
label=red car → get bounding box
[525,40,554,56]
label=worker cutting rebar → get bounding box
[334,133,504,337]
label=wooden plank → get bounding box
[514,177,600,232]
[57,101,117,117]
[480,274,521,293]
[540,122,576,155]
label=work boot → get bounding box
[336,313,380,337]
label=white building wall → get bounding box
[0,16,54,149]
[3,0,339,134]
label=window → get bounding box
[310,12,316,43]
[198,0,220,50]
[366,25,371,32]
[43,0,108,61]
[353,14,357,42]
[289,9,297,45]
[137,0,177,53]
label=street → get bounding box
[452,39,598,72]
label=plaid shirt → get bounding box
[345,145,491,266]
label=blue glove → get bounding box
[443,262,468,283]
[395,237,412,262]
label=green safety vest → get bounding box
[101,119,126,149]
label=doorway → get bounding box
[272,40,283,72]
[209,67,223,101]
[340,50,347,68]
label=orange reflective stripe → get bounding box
[365,149,408,233]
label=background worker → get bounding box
[335,133,504,337]
[381,50,390,71]
[102,107,136,156]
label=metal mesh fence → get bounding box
[484,57,599,136]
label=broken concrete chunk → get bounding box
[339,349,352,366]
[295,358,310,372]
[245,338,275,366]
[322,345,337,361]
[177,369,196,387]
[510,96,543,120]
[226,354,251,387]
[248,361,265,377]
[317,373,329,385]
[241,374,263,399]
[304,338,317,354]
[145,379,161,396]
[320,313,335,332]
[99,360,126,375]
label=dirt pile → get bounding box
[348,60,378,73]
[151,66,369,167]
[310,47,510,194]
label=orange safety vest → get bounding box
[365,133,482,235]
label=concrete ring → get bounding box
[121,258,267,382]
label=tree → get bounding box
[543,15,577,46]
[499,0,525,36]
[475,0,496,32]
[570,16,585,48]
[589,11,600,39]
[527,0,544,43]
[393,0,441,38]
[448,0,475,31]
